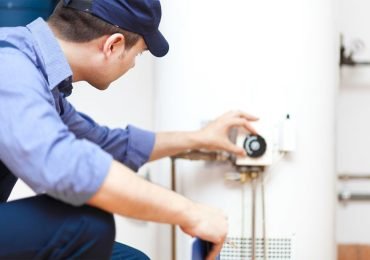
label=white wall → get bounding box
[337,0,370,244]
[9,52,159,257]
[155,0,338,259]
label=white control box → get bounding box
[235,123,275,166]
[234,115,296,166]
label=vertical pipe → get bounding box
[170,158,177,260]
[261,174,268,260]
[251,174,257,260]
[241,181,246,259]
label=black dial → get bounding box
[243,134,267,158]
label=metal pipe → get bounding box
[349,61,370,66]
[261,174,268,260]
[241,181,246,259]
[170,158,177,260]
[338,174,370,181]
[172,150,231,162]
[338,192,370,201]
[339,39,370,67]
[169,150,231,260]
[251,172,258,260]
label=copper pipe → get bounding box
[172,150,231,162]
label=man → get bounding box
[0,0,257,259]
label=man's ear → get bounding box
[103,33,125,58]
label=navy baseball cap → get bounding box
[63,0,169,57]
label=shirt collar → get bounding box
[26,18,73,94]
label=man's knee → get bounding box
[3,196,116,259]
[81,206,116,246]
[130,248,150,260]
[135,250,150,260]
[46,206,116,259]
[112,242,150,260]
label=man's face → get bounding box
[88,37,148,90]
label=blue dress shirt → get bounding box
[0,18,155,206]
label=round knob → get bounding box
[243,134,267,158]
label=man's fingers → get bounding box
[227,118,258,134]
[221,110,257,119]
[234,146,246,157]
[243,121,258,134]
[225,110,259,121]
[236,111,258,121]
[224,141,246,157]
[206,242,224,260]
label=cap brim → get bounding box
[143,30,169,58]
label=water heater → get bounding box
[154,0,338,259]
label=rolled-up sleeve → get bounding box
[0,51,112,206]
[60,98,155,172]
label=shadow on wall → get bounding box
[0,0,58,27]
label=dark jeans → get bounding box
[0,161,150,260]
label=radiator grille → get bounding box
[221,237,293,260]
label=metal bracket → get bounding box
[340,35,370,67]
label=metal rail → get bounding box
[338,192,370,202]
[338,174,370,202]
[338,174,370,181]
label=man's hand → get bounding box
[149,110,258,161]
[195,110,259,157]
[181,203,228,260]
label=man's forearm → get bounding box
[149,131,203,161]
[88,160,197,226]
[87,160,228,254]
[148,111,258,162]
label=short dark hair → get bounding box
[48,1,140,49]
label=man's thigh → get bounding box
[0,195,115,259]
